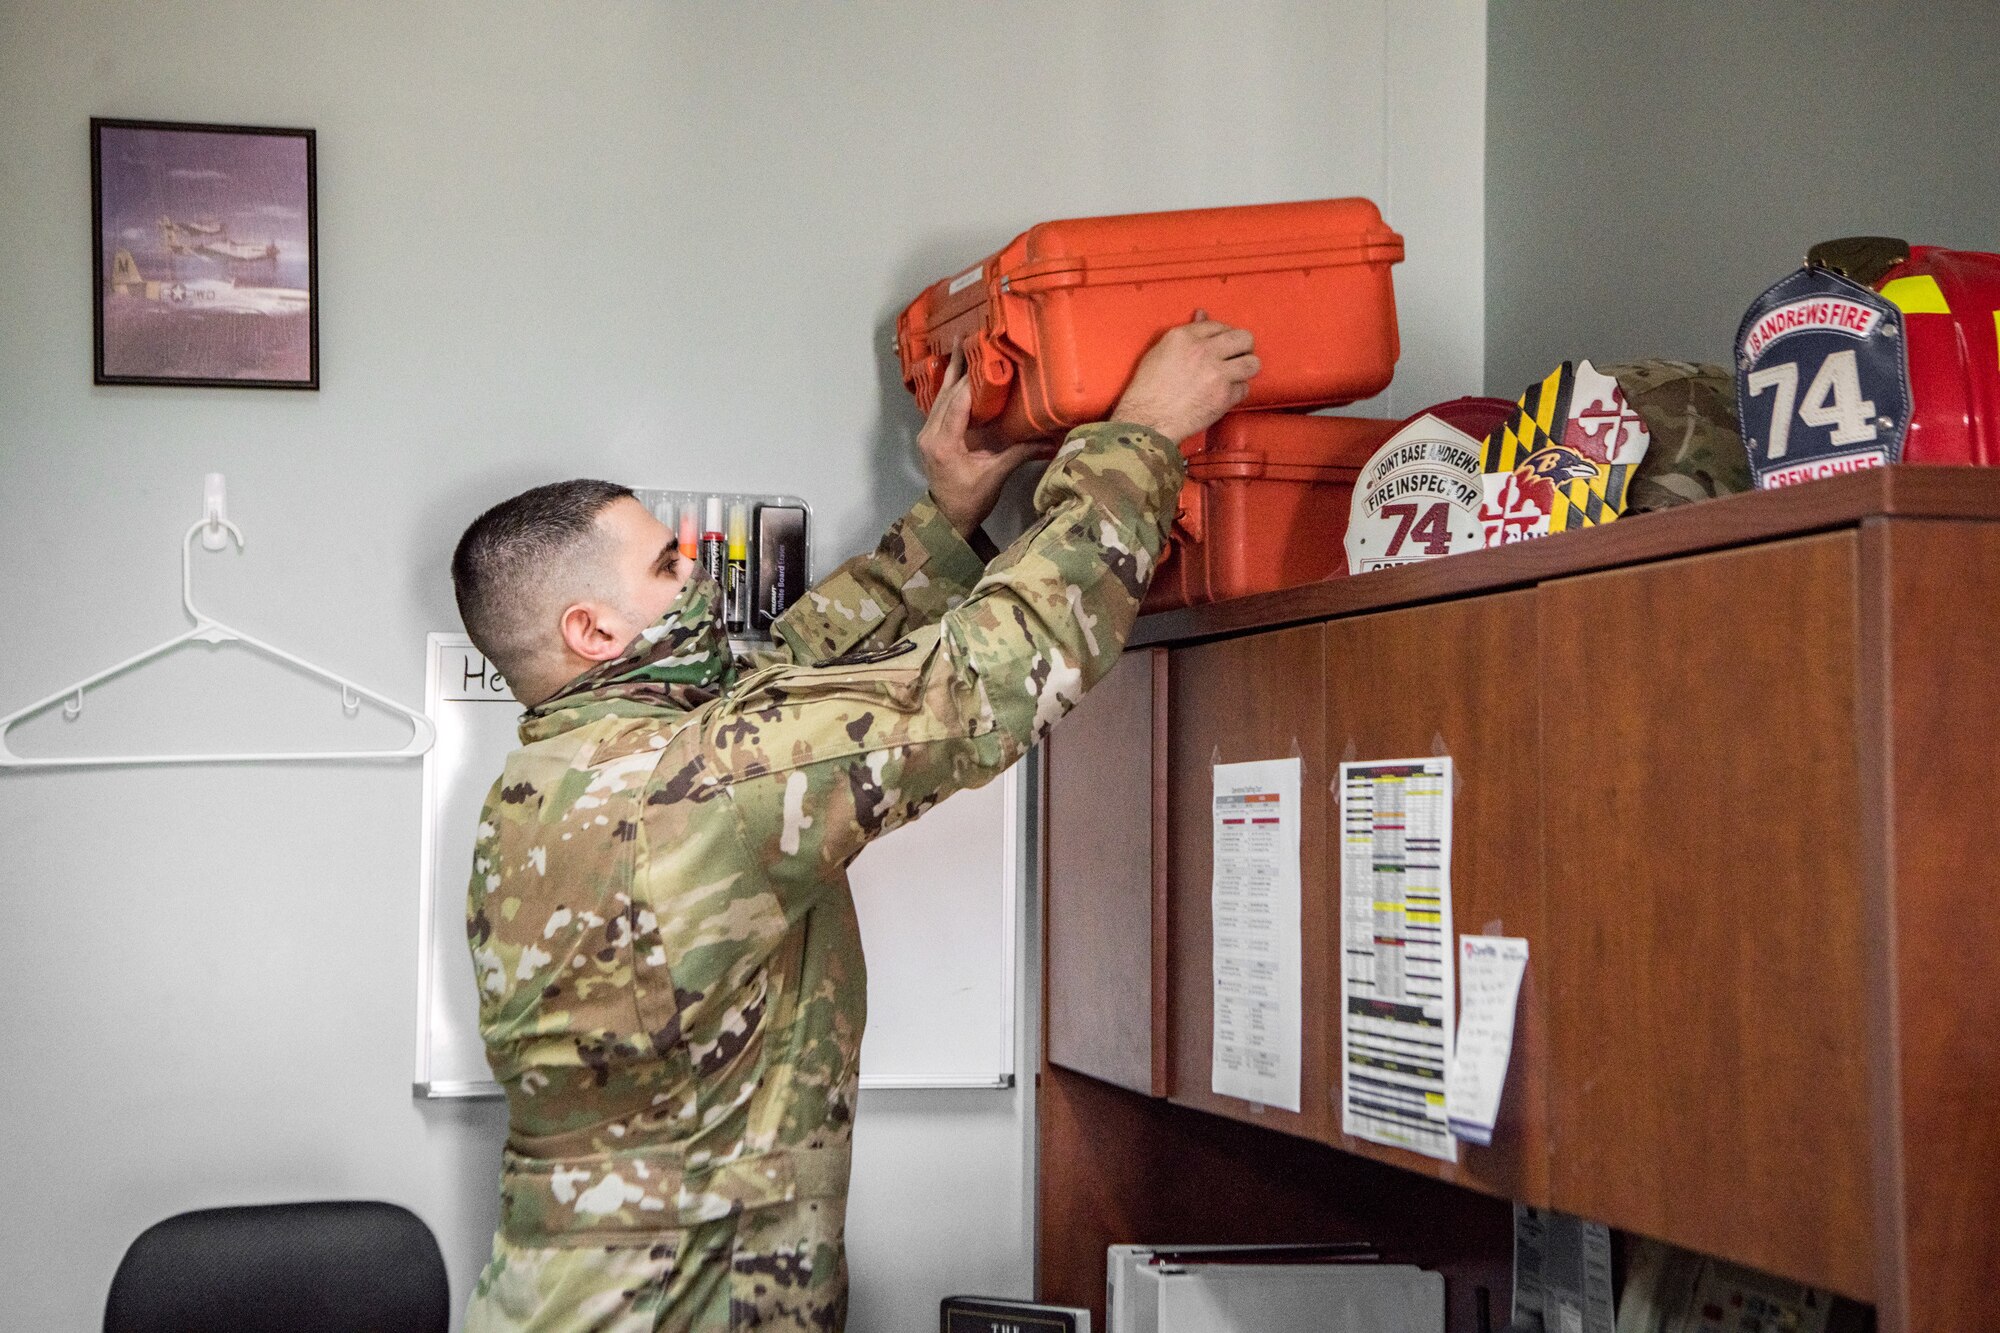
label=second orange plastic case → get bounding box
[1142,412,1403,614]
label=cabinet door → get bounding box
[1045,648,1166,1094]
[1320,591,1548,1205]
[1541,532,1873,1300]
[1867,519,2000,1333]
[1167,625,1334,1139]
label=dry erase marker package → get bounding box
[633,488,810,643]
[753,503,809,635]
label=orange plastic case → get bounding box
[1142,412,1402,614]
[897,198,1406,442]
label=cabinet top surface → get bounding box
[1134,464,2000,647]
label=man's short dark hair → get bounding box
[452,479,634,697]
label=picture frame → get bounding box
[91,117,318,389]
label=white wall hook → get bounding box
[201,472,231,552]
[341,685,361,717]
[62,690,83,721]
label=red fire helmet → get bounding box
[1807,237,2000,466]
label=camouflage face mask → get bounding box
[522,576,737,740]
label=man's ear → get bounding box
[558,602,627,663]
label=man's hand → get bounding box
[918,350,1051,539]
[1110,312,1261,444]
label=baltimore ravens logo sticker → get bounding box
[1479,360,1651,545]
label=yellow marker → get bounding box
[728,502,748,560]
[726,501,751,633]
[1880,274,1950,315]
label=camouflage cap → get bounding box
[1601,360,1751,513]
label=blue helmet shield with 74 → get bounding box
[1735,266,1909,489]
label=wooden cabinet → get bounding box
[1037,470,2000,1333]
[1319,593,1547,1205]
[1044,649,1167,1095]
[1539,533,1873,1299]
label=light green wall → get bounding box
[0,3,1484,1328]
[1486,0,2000,396]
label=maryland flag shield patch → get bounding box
[1478,360,1652,546]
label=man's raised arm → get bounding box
[707,316,1260,912]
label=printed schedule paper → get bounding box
[1339,758,1457,1161]
[1210,757,1304,1112]
[1446,935,1530,1146]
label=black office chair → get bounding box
[104,1199,450,1333]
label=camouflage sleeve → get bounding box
[709,421,1184,908]
[743,494,990,670]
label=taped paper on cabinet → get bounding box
[1210,757,1303,1112]
[1445,935,1529,1145]
[1338,758,1456,1160]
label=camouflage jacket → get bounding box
[467,421,1183,1244]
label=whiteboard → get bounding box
[414,634,1017,1097]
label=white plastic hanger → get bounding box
[0,475,437,768]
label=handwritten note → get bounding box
[1445,935,1528,1145]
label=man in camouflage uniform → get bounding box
[449,318,1260,1332]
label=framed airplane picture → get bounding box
[91,118,318,388]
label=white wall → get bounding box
[0,3,1482,1328]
